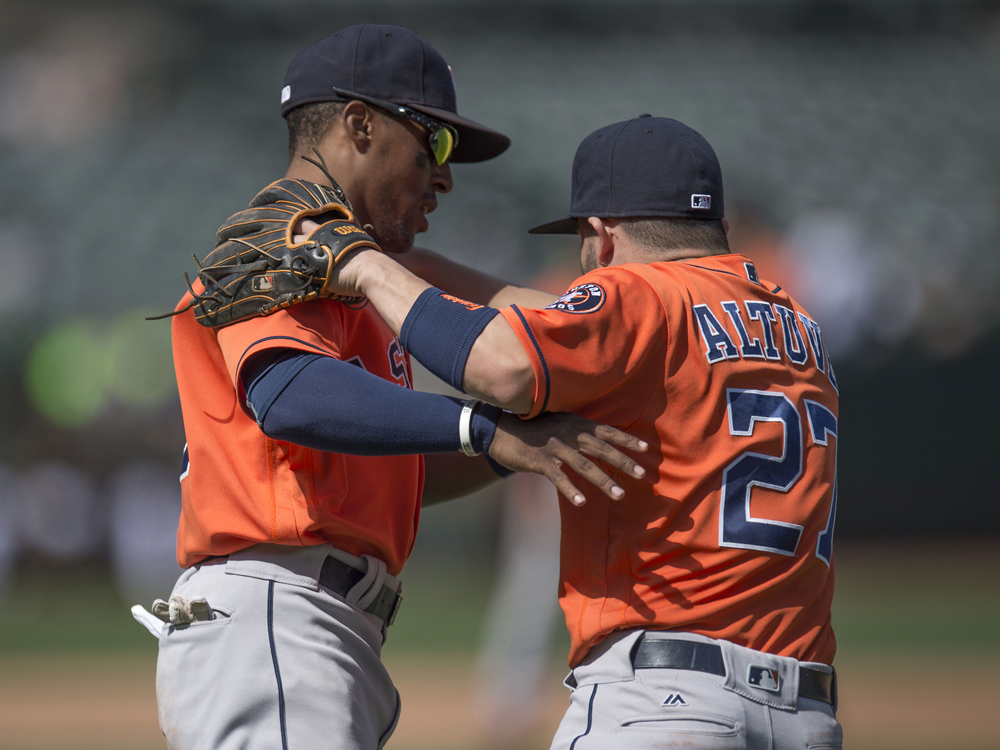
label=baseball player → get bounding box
[311,116,843,749]
[150,26,647,750]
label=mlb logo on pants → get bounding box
[747,665,781,692]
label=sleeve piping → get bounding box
[235,335,335,382]
[509,305,551,414]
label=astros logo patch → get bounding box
[545,283,606,314]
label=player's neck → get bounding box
[284,151,372,227]
[606,245,728,268]
[285,152,344,186]
[644,247,730,264]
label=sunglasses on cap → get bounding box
[331,87,459,166]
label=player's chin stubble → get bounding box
[581,245,599,275]
[369,190,416,255]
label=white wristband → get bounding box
[459,400,482,457]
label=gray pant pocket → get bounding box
[162,604,234,635]
[619,712,742,748]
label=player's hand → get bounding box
[489,412,648,506]
[292,218,324,243]
[293,217,376,297]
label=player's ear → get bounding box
[342,100,375,153]
[722,217,730,236]
[588,217,616,268]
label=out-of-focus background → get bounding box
[0,0,998,748]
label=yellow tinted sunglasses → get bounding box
[332,87,459,166]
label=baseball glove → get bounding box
[155,164,380,328]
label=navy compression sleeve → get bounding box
[243,350,505,459]
[399,287,499,391]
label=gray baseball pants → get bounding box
[550,630,842,750]
[154,544,401,750]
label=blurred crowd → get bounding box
[1,2,996,337]
[0,2,997,725]
[0,2,996,746]
[726,205,975,361]
[0,459,181,604]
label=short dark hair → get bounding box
[618,217,729,253]
[286,101,346,162]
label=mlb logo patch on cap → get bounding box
[528,116,725,233]
[747,665,780,692]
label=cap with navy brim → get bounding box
[528,115,725,234]
[527,215,581,235]
[281,24,509,163]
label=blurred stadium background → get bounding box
[0,0,998,748]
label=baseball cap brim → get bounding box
[405,103,510,163]
[527,215,580,234]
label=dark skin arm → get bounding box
[422,411,647,507]
[290,225,647,506]
[396,247,557,309]
[292,224,544,412]
[420,453,499,506]
[396,248,560,505]
[305,216,717,415]
[318,249,535,411]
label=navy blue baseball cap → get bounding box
[280,24,510,163]
[529,115,724,233]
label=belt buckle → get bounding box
[387,583,403,627]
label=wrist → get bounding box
[353,249,389,295]
[458,399,502,456]
[482,409,514,478]
[462,401,514,478]
[471,401,502,455]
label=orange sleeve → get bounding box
[216,300,347,392]
[498,267,666,418]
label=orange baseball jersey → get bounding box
[171,295,423,574]
[499,253,839,667]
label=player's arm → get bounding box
[396,246,557,309]
[417,406,649,505]
[419,453,500,506]
[241,349,645,506]
[330,250,536,412]
[328,247,659,424]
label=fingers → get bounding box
[593,423,648,454]
[292,218,321,244]
[578,434,647,480]
[553,416,648,481]
[490,411,650,507]
[549,439,626,502]
[540,461,587,507]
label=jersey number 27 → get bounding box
[720,389,838,566]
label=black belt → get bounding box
[632,639,835,706]
[319,555,403,626]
